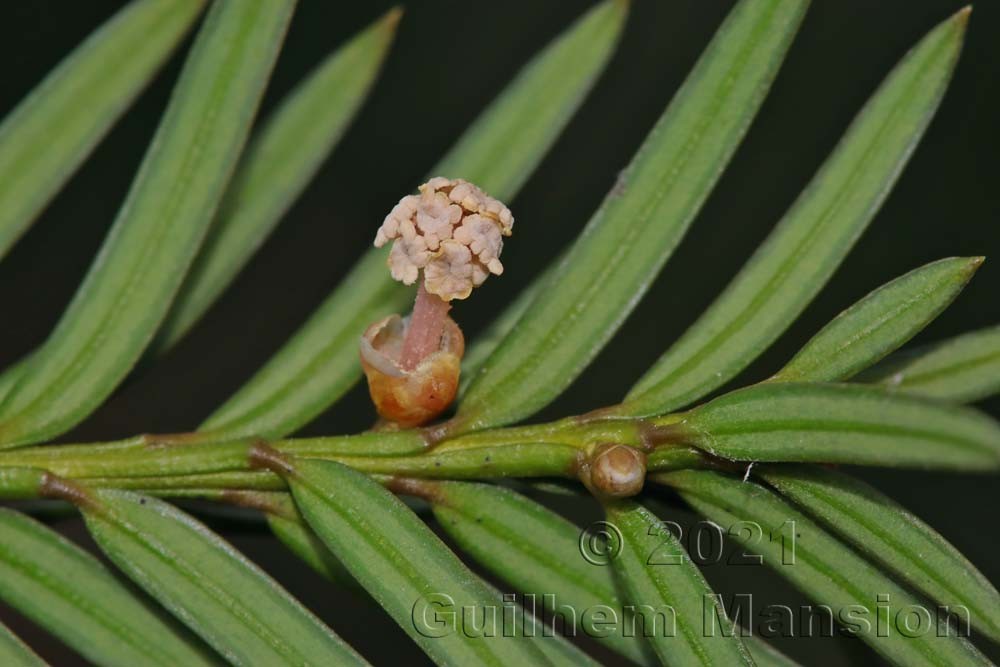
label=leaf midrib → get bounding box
[789,275,956,380]
[702,418,992,454]
[446,501,615,603]
[782,481,975,612]
[0,538,174,666]
[685,489,953,666]
[465,0,785,421]
[295,479,509,666]
[637,30,947,404]
[1,1,271,432]
[90,505,311,665]
[897,348,1000,388]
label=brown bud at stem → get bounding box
[580,444,647,499]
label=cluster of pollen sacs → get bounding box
[374,177,514,301]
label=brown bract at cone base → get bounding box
[360,312,464,428]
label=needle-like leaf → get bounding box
[200,0,629,439]
[606,500,754,666]
[771,257,982,383]
[263,494,357,588]
[0,10,399,434]
[859,324,1000,402]
[0,0,206,260]
[82,489,367,666]
[619,7,969,417]
[0,357,26,406]
[426,480,659,665]
[661,382,1000,469]
[428,481,796,667]
[0,508,214,667]
[285,458,551,665]
[456,0,808,432]
[531,632,602,667]
[459,271,548,396]
[152,8,401,353]
[747,638,802,667]
[741,255,999,640]
[716,251,1000,637]
[0,0,295,447]
[656,470,991,666]
[758,464,1000,643]
[0,621,45,667]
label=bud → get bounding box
[581,444,647,498]
[359,313,464,428]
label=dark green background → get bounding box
[0,1,997,664]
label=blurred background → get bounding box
[0,1,997,664]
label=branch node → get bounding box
[248,440,295,478]
[40,473,96,510]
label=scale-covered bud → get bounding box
[582,444,647,498]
